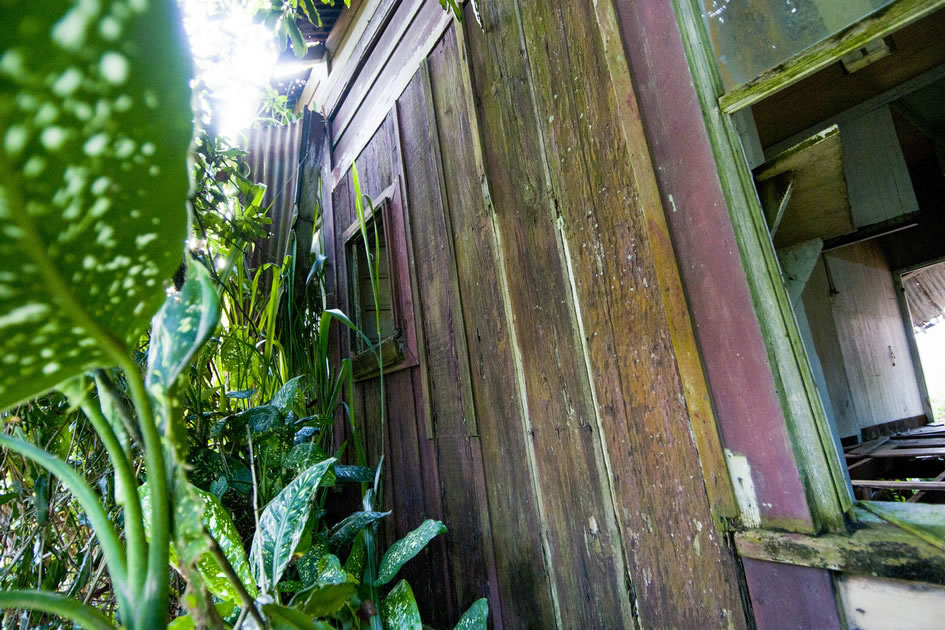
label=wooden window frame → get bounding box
[716,0,945,113]
[673,0,945,577]
[341,179,419,380]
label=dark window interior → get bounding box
[345,205,395,354]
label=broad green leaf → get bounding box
[380,580,421,630]
[262,603,333,630]
[326,511,390,551]
[454,599,488,630]
[298,582,357,618]
[251,458,336,589]
[285,16,307,58]
[344,530,367,579]
[297,538,329,586]
[239,404,283,434]
[271,375,304,411]
[193,486,258,602]
[168,601,236,630]
[284,442,330,472]
[0,0,193,410]
[375,520,446,586]
[147,263,221,464]
[334,465,376,484]
[314,554,346,585]
[225,388,257,399]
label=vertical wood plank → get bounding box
[463,3,636,626]
[425,27,557,629]
[396,66,501,621]
[464,0,750,625]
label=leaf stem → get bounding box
[0,590,115,630]
[117,354,171,629]
[77,389,148,593]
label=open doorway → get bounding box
[740,6,945,503]
[904,260,945,424]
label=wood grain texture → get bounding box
[617,0,825,533]
[424,28,558,628]
[464,1,748,626]
[395,61,501,621]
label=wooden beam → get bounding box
[777,239,823,308]
[736,516,945,585]
[908,470,945,503]
[719,0,945,113]
[764,63,945,159]
[872,447,945,457]
[852,480,945,491]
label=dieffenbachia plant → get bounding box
[0,0,193,627]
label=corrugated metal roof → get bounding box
[242,119,305,269]
[298,4,345,43]
[904,260,945,329]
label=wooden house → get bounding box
[271,0,945,627]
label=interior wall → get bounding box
[802,240,924,436]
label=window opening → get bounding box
[739,6,945,503]
[345,200,395,354]
[905,260,945,425]
[701,0,897,90]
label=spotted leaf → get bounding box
[146,262,220,465]
[325,510,390,551]
[380,580,421,630]
[0,0,193,409]
[140,481,257,604]
[251,458,336,590]
[454,599,488,630]
[375,519,446,586]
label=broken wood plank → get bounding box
[847,437,890,457]
[908,470,945,503]
[736,520,945,586]
[889,438,945,448]
[871,447,945,458]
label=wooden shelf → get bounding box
[754,125,855,248]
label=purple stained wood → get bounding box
[613,0,814,530]
[742,558,843,630]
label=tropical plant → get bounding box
[0,1,195,627]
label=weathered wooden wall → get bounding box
[311,1,752,627]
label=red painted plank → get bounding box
[614,0,814,530]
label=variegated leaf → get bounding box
[454,598,489,630]
[251,458,336,590]
[139,481,257,604]
[270,375,304,411]
[375,519,446,586]
[380,580,421,630]
[325,510,390,551]
[0,0,192,410]
[146,262,221,464]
